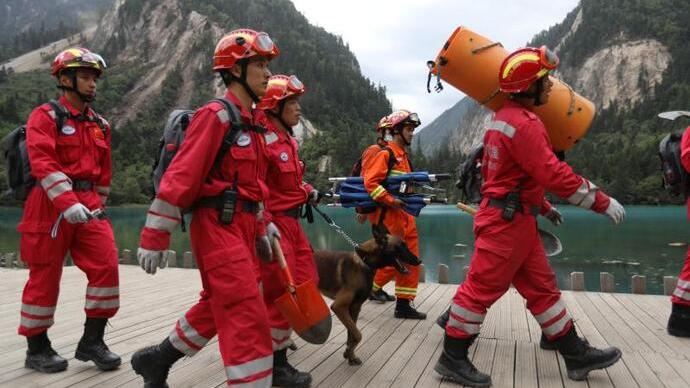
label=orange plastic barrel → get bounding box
[429,26,595,151]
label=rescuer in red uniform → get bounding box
[434,46,625,387]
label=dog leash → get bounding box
[310,205,359,249]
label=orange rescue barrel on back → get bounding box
[428,26,595,152]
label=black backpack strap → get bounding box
[47,100,69,131]
[382,146,397,175]
[210,98,268,172]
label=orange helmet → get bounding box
[498,45,558,93]
[51,47,106,77]
[257,75,305,110]
[213,29,279,71]
[376,110,421,132]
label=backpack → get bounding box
[151,98,250,196]
[1,100,69,201]
[455,143,484,204]
[347,144,399,214]
[659,131,689,197]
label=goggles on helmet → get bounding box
[65,52,107,71]
[240,32,276,57]
[539,46,559,70]
[403,112,421,127]
[286,75,304,93]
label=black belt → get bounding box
[487,198,539,217]
[195,196,263,214]
[72,180,94,191]
[275,206,302,219]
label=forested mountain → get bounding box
[0,0,391,204]
[0,0,113,62]
[414,0,689,204]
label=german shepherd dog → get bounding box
[313,227,420,365]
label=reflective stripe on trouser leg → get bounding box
[168,314,212,356]
[271,327,294,351]
[533,298,573,339]
[446,302,486,337]
[18,234,67,337]
[225,355,273,387]
[673,278,690,303]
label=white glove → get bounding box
[137,247,170,275]
[544,207,564,226]
[604,197,626,225]
[308,190,321,205]
[64,203,93,224]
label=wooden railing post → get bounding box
[600,272,615,293]
[570,272,585,291]
[631,275,646,294]
[437,263,449,284]
[664,276,678,296]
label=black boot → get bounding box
[667,303,690,337]
[434,335,491,387]
[556,326,621,380]
[75,317,121,370]
[272,348,312,388]
[539,333,558,350]
[25,332,68,373]
[395,298,427,320]
[436,307,450,329]
[369,288,396,303]
[131,338,184,388]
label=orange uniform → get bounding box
[362,141,420,300]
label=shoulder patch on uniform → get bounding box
[216,109,230,124]
[264,131,278,145]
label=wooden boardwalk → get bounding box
[1,265,689,387]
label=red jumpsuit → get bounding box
[446,100,613,341]
[362,142,420,300]
[17,96,119,337]
[671,127,690,306]
[260,119,319,351]
[139,92,273,387]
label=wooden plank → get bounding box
[611,293,690,360]
[489,339,515,388]
[514,341,537,387]
[534,344,564,388]
[318,284,441,387]
[508,288,530,342]
[340,285,448,387]
[620,352,665,387]
[598,292,674,355]
[663,355,690,385]
[367,285,455,387]
[639,352,686,388]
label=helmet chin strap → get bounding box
[234,60,260,103]
[275,100,294,136]
[56,72,95,104]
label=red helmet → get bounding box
[376,110,421,132]
[257,75,305,110]
[213,29,279,71]
[51,47,106,77]
[498,46,559,93]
